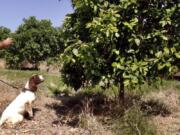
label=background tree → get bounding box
[61,0,180,103]
[0,27,11,57]
[5,16,64,69]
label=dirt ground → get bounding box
[0,75,180,135]
[0,82,90,135]
[151,90,180,135]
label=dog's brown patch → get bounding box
[25,75,44,92]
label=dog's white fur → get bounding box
[0,75,44,126]
[0,91,35,125]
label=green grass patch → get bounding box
[175,83,180,91]
[0,69,64,95]
[78,85,119,100]
[2,69,178,99]
[129,79,180,95]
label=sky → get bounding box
[0,0,74,32]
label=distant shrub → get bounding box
[5,16,64,69]
[0,26,11,58]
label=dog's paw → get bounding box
[29,113,33,118]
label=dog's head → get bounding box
[24,74,44,92]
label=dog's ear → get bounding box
[29,76,37,92]
[32,75,44,84]
[28,74,44,92]
[29,75,39,92]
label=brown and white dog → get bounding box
[0,74,44,126]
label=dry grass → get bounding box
[0,69,180,135]
[77,96,115,135]
[112,105,156,135]
[142,88,180,135]
[78,113,114,135]
[142,89,179,111]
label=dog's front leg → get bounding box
[25,102,33,118]
[28,102,33,117]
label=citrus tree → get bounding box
[62,0,180,103]
[5,16,64,69]
[0,27,11,57]
[0,26,11,40]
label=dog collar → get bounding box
[22,88,31,92]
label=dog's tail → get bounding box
[0,119,3,126]
[0,116,6,126]
[0,118,3,126]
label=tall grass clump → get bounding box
[113,105,156,135]
[78,97,114,135]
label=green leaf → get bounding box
[164,47,169,55]
[132,64,138,71]
[115,32,120,38]
[170,47,176,53]
[112,62,124,70]
[160,20,166,27]
[106,30,110,37]
[175,53,180,58]
[112,49,119,55]
[135,38,140,46]
[161,35,168,40]
[127,49,135,53]
[123,22,132,30]
[94,5,98,13]
[166,62,171,67]
[96,37,100,43]
[158,64,165,70]
[72,48,78,56]
[155,51,163,58]
[112,62,118,67]
[124,79,130,86]
[72,58,76,63]
[132,77,138,83]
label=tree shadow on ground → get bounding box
[45,93,108,127]
[45,92,143,127]
[24,108,41,120]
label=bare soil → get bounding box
[0,82,90,135]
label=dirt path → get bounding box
[0,83,90,135]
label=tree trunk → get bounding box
[118,78,125,105]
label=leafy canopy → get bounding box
[0,27,11,58]
[5,16,64,68]
[62,0,180,91]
